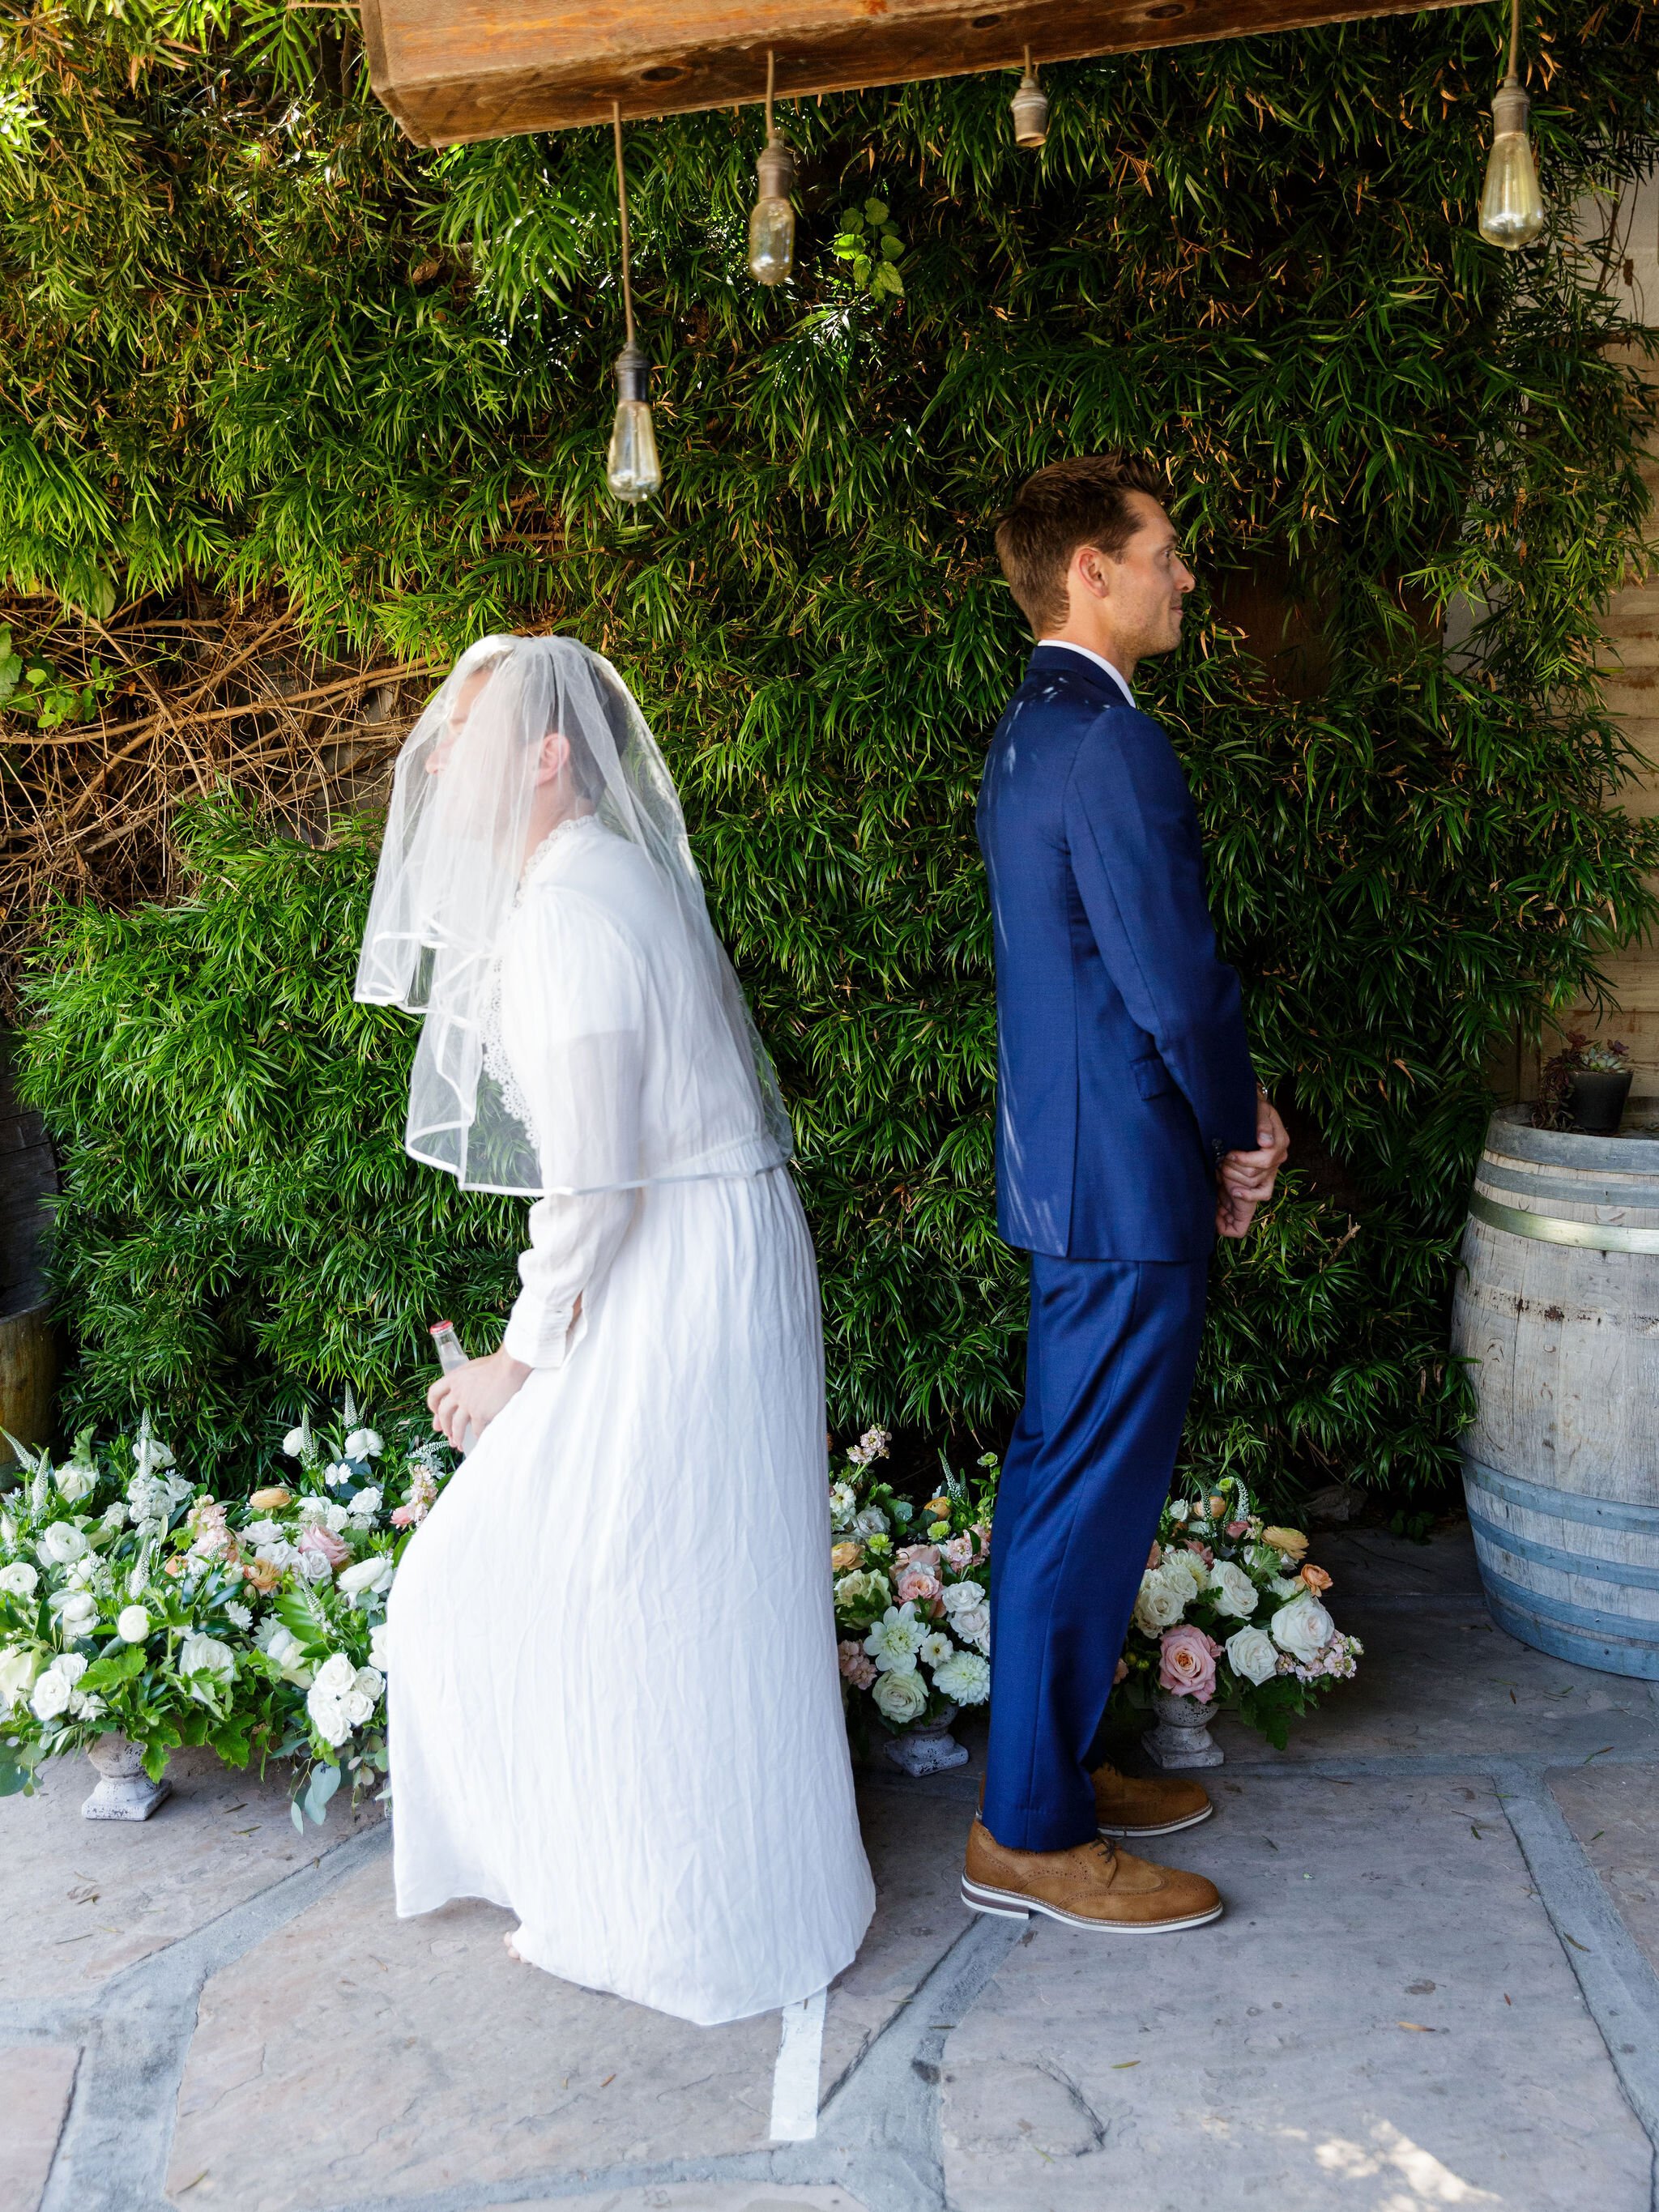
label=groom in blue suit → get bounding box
[963,457,1288,1934]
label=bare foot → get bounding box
[504,1930,524,1963]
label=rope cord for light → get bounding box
[612,100,636,348]
[766,49,775,140]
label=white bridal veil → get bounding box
[354,633,793,1196]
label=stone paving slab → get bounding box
[1550,1761,1659,1979]
[0,1746,382,2009]
[0,2045,79,2212]
[940,1771,1653,2212]
[515,2193,864,2210]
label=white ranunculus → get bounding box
[313,1650,358,1698]
[117,1605,151,1643]
[348,1487,382,1520]
[56,1592,98,1638]
[343,1427,384,1461]
[54,1460,97,1504]
[337,1556,394,1601]
[932,1649,992,1706]
[38,1523,88,1566]
[1225,1625,1281,1686]
[30,1666,71,1720]
[872,1668,929,1724]
[1132,1565,1188,1636]
[0,1645,41,1710]
[306,1686,352,1746]
[1207,1561,1260,1620]
[178,1632,237,1683]
[56,1651,88,1685]
[369,1622,390,1671]
[940,1579,986,1615]
[864,1605,926,1673]
[254,1539,301,1571]
[282,1425,310,1459]
[0,1561,39,1598]
[1269,1591,1336,1664]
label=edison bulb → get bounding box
[748,194,795,285]
[1478,79,1546,251]
[606,397,660,504]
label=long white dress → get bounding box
[385,816,875,2027]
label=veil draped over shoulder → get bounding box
[353,633,793,1197]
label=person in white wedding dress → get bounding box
[354,633,874,2027]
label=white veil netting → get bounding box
[354,633,794,1197]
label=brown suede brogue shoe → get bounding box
[1091,1758,1213,1839]
[961,1818,1222,1933]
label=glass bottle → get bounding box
[429,1319,477,1455]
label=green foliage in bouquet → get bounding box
[1113,1475,1363,1750]
[830,1429,996,1745]
[11,4,1659,1495]
[0,1397,454,1823]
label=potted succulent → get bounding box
[1536,1034,1635,1136]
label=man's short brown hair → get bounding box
[995,455,1168,636]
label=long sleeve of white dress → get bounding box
[497,886,645,1371]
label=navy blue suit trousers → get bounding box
[983,1252,1209,1851]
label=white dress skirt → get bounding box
[385,820,875,2027]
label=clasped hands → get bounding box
[1216,1096,1290,1241]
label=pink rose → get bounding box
[297,1524,350,1571]
[390,1504,418,1528]
[1146,1540,1162,1570]
[940,1533,975,1570]
[837,1639,877,1690]
[895,1543,942,1571]
[1158,1622,1222,1700]
[895,1566,942,1606]
[1184,1540,1214,1568]
[1226,1520,1248,1538]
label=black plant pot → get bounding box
[1567,1069,1633,1135]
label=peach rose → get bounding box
[1300,1563,1333,1594]
[895,1542,942,1571]
[894,1566,942,1606]
[1158,1622,1222,1701]
[831,1541,864,1572]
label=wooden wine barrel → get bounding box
[1451,1105,1659,1679]
[0,1030,58,1471]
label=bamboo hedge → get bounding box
[6,2,1659,1496]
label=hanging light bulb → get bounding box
[748,49,796,285]
[1478,0,1546,250]
[606,104,661,505]
[1011,47,1047,150]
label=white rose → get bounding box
[30,1666,71,1720]
[343,1428,383,1460]
[1169,1501,1190,1522]
[953,1606,991,1652]
[117,1605,151,1643]
[1207,1561,1260,1621]
[852,1506,889,1538]
[1269,1591,1335,1664]
[337,1556,394,1601]
[297,1549,335,1585]
[313,1651,357,1697]
[352,1664,384,1702]
[348,1487,382,1519]
[70,1690,105,1720]
[1132,1565,1188,1635]
[38,1524,88,1566]
[54,1461,97,1504]
[305,1686,352,1746]
[1225,1625,1280,1686]
[282,1426,310,1459]
[100,1502,128,1532]
[369,1622,390,1672]
[932,1649,992,1705]
[940,1579,986,1614]
[872,1669,929,1724]
[178,1632,237,1682]
[0,1561,39,1597]
[0,1645,41,1710]
[56,1652,89,1685]
[241,1518,283,1545]
[341,1688,375,1726]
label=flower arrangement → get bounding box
[830,1429,998,1739]
[1115,1476,1362,1748]
[0,1399,453,1826]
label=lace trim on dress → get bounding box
[479,816,603,1153]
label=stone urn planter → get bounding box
[1142,1688,1224,1770]
[82,1733,172,1822]
[881,1705,969,1776]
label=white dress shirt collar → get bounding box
[1036,638,1135,707]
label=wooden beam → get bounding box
[359,0,1472,148]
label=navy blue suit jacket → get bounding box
[977,645,1259,1261]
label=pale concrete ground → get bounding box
[2,1527,1658,2212]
